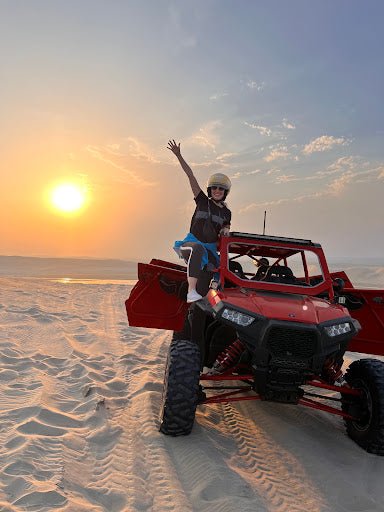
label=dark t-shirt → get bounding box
[189,190,231,243]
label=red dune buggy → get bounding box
[126,232,384,455]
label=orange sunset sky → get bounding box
[1,1,384,262]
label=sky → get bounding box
[1,0,383,262]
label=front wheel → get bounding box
[341,359,384,455]
[159,339,201,436]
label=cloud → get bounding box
[328,166,384,193]
[316,156,361,176]
[125,137,161,164]
[86,141,157,186]
[189,150,237,172]
[209,92,229,101]
[191,161,219,170]
[90,138,160,165]
[187,121,221,152]
[267,168,281,175]
[246,80,265,91]
[239,191,324,213]
[264,146,290,162]
[327,171,354,195]
[244,122,272,136]
[216,152,237,162]
[302,135,350,154]
[239,163,384,213]
[106,143,120,151]
[275,174,299,183]
[230,169,262,180]
[245,120,295,142]
[282,118,296,130]
[315,163,383,194]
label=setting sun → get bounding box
[51,183,87,213]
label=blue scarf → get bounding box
[174,232,220,268]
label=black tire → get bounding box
[159,339,201,436]
[341,358,384,455]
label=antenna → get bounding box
[263,210,267,235]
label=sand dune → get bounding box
[1,276,384,511]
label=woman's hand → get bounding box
[167,139,201,197]
[167,139,181,158]
[220,226,230,237]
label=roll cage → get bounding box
[218,232,335,300]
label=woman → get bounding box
[167,139,232,302]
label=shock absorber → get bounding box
[209,339,246,374]
[322,357,343,384]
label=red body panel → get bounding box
[330,271,384,355]
[208,288,350,324]
[343,288,384,355]
[125,262,188,331]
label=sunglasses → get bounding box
[211,186,225,191]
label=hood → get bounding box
[218,289,349,325]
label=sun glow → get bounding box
[51,183,87,213]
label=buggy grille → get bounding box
[266,326,317,359]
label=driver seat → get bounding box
[229,260,247,279]
[264,265,295,283]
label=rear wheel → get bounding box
[341,359,384,454]
[159,339,201,436]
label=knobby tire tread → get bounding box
[159,339,200,436]
[342,358,384,455]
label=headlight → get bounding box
[222,308,255,327]
[324,322,351,337]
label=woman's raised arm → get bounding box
[167,139,201,198]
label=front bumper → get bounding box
[205,299,360,399]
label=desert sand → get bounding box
[1,275,384,512]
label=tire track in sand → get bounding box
[91,322,194,511]
[55,284,190,511]
[218,400,331,512]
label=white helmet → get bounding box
[207,173,231,192]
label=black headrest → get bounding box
[229,260,246,279]
[267,266,294,278]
